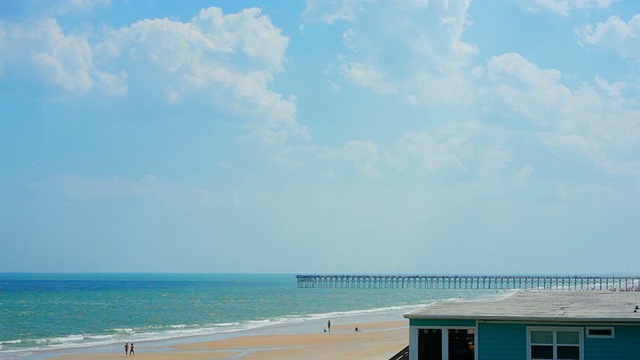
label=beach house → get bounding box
[404,290,640,360]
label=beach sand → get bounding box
[51,320,408,360]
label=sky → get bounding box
[1,0,639,275]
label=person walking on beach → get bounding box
[129,343,135,356]
[124,343,129,356]
[327,320,331,332]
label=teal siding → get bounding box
[410,319,640,359]
[410,319,476,327]
[477,322,527,360]
[584,325,640,360]
[477,322,640,360]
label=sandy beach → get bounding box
[51,320,408,360]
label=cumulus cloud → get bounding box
[304,0,639,181]
[576,14,640,60]
[99,7,307,143]
[0,18,125,94]
[1,7,307,143]
[305,0,477,106]
[388,121,514,197]
[0,18,126,94]
[340,61,397,94]
[302,0,360,24]
[320,140,381,177]
[537,81,640,175]
[594,75,627,97]
[522,0,616,16]
[30,20,93,92]
[393,122,510,175]
[486,53,570,125]
[394,130,468,172]
[485,52,640,176]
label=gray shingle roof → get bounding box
[405,291,640,323]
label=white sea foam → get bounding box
[34,334,84,345]
[112,328,134,333]
[0,340,22,345]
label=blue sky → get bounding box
[1,0,639,274]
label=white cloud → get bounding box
[538,84,640,176]
[302,0,360,24]
[576,14,640,60]
[523,0,571,16]
[315,121,516,185]
[31,24,93,92]
[485,53,640,176]
[522,0,616,16]
[305,1,640,181]
[320,140,381,177]
[394,130,467,172]
[355,163,380,178]
[164,87,181,103]
[594,75,627,97]
[97,7,307,143]
[512,165,535,188]
[393,122,511,177]
[95,69,127,96]
[306,0,477,106]
[390,121,514,197]
[487,53,570,125]
[1,7,307,143]
[1,18,126,95]
[340,61,397,94]
[12,18,95,92]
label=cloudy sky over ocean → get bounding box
[1,0,639,274]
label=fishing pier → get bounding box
[296,274,640,291]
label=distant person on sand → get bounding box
[355,326,359,332]
[124,343,129,355]
[327,320,331,332]
[129,343,135,356]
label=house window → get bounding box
[417,327,475,360]
[586,327,614,338]
[528,327,582,360]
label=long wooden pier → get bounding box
[296,274,640,291]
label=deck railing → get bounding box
[388,345,409,360]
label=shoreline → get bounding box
[2,274,511,360]
[5,291,512,360]
[9,301,423,360]
[47,320,409,360]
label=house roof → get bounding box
[405,290,640,323]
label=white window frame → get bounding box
[526,326,583,360]
[409,326,477,360]
[586,326,614,339]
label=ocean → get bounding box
[0,273,502,359]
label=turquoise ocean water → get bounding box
[0,273,503,359]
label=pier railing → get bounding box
[295,274,640,291]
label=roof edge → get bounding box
[404,314,640,323]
